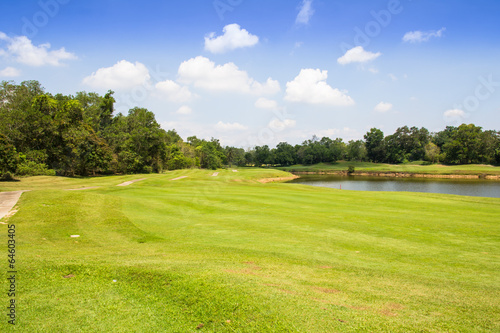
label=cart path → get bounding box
[0,191,29,221]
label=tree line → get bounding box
[1,81,499,178]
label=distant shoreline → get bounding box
[289,170,500,180]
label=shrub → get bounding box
[16,160,56,176]
[347,165,355,174]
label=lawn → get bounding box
[280,161,500,175]
[1,168,499,332]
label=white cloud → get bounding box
[443,109,468,122]
[368,68,379,74]
[315,127,361,140]
[337,46,381,65]
[284,68,354,106]
[255,97,278,110]
[374,102,393,113]
[268,118,296,131]
[82,60,150,90]
[403,28,446,43]
[0,66,20,77]
[388,74,398,81]
[176,106,192,115]
[296,0,314,25]
[178,56,280,95]
[204,24,259,54]
[0,33,76,66]
[215,121,248,131]
[155,80,196,103]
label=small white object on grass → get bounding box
[113,280,117,283]
[70,235,80,238]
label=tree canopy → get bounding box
[1,80,498,177]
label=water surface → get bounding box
[288,175,500,198]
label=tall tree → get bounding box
[364,128,385,162]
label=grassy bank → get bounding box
[1,169,499,332]
[280,161,500,176]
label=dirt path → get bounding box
[116,178,147,186]
[0,191,29,221]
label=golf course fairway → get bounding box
[1,168,499,332]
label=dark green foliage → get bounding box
[0,133,19,178]
[364,128,386,162]
[1,80,498,176]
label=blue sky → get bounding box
[1,0,499,148]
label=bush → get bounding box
[0,172,16,181]
[16,160,56,176]
[347,165,355,174]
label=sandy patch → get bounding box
[170,176,188,181]
[116,178,147,186]
[257,175,300,183]
[212,172,219,176]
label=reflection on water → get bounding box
[288,175,500,198]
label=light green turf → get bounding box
[281,161,500,175]
[1,168,499,332]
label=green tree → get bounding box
[364,128,385,162]
[274,142,296,166]
[346,140,367,161]
[443,124,483,164]
[0,134,19,178]
[424,142,441,163]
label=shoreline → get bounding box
[289,171,500,180]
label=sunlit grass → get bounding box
[1,168,499,332]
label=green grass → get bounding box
[280,161,500,175]
[1,168,499,332]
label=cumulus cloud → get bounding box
[176,106,192,115]
[315,127,361,140]
[178,56,280,95]
[0,33,76,66]
[82,60,150,90]
[215,121,248,131]
[285,68,354,106]
[337,46,381,65]
[268,118,296,131]
[255,97,279,110]
[443,109,468,122]
[155,80,196,103]
[296,0,314,25]
[0,66,20,77]
[204,24,259,54]
[374,102,393,113]
[403,28,446,43]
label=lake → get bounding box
[288,175,500,198]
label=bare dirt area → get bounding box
[257,175,300,183]
[116,178,147,186]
